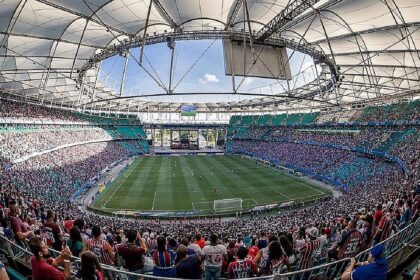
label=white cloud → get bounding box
[243,77,254,87]
[198,73,219,85]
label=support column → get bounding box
[120,52,130,96]
[206,129,209,148]
[92,61,102,102]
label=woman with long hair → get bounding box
[279,235,294,268]
[258,241,287,276]
[67,226,84,257]
[80,251,103,280]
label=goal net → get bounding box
[214,198,243,212]
[192,201,213,211]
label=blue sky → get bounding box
[100,40,317,103]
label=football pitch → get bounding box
[91,155,331,213]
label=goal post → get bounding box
[214,198,243,212]
[192,201,213,211]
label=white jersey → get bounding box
[203,244,227,267]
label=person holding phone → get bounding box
[29,236,72,280]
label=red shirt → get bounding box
[195,238,206,249]
[228,259,257,279]
[324,227,331,237]
[9,215,28,236]
[64,220,73,232]
[43,221,63,251]
[116,244,146,271]
[374,210,383,225]
[247,246,259,260]
[31,257,64,280]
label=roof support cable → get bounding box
[139,0,153,65]
[70,18,89,80]
[243,0,255,63]
[172,39,217,92]
[142,53,167,92]
[81,0,168,94]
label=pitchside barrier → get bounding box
[0,218,419,280]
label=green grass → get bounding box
[91,155,331,213]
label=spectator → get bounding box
[29,236,72,280]
[0,260,10,280]
[258,240,285,275]
[341,243,387,280]
[83,225,115,266]
[79,251,103,280]
[115,229,147,274]
[327,220,362,262]
[187,235,202,255]
[152,236,176,277]
[253,235,278,266]
[195,233,206,249]
[202,233,227,280]
[399,199,413,229]
[256,231,268,249]
[67,226,84,257]
[43,209,63,251]
[176,244,202,279]
[8,204,32,244]
[227,246,257,279]
[180,237,198,256]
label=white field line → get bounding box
[264,185,292,200]
[151,191,157,211]
[283,173,325,195]
[102,158,142,209]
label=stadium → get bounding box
[0,0,419,279]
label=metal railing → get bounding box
[0,218,419,280]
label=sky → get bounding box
[99,40,319,103]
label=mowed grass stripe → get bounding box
[170,157,192,210]
[189,156,223,194]
[179,156,214,205]
[229,156,307,200]
[105,156,152,209]
[98,157,144,208]
[189,156,224,202]
[227,155,326,201]
[137,156,161,209]
[194,156,239,199]
[116,158,151,207]
[201,156,250,199]
[217,156,290,205]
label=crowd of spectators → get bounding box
[0,99,81,122]
[0,100,419,279]
[0,127,113,161]
[351,100,420,122]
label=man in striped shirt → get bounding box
[83,225,115,266]
[228,247,257,279]
[297,237,320,270]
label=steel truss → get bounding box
[78,30,337,84]
[255,0,321,41]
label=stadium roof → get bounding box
[1,0,419,113]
